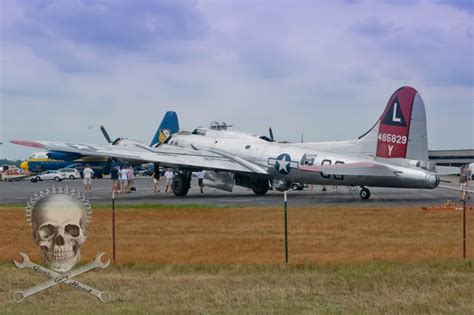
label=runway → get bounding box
[0,176,467,207]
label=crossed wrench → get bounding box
[13,252,111,303]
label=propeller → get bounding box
[269,127,275,141]
[99,125,117,172]
[100,125,113,144]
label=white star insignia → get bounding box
[277,159,289,172]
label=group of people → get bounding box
[110,165,135,194]
[82,163,207,195]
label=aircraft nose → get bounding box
[20,161,29,171]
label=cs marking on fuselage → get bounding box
[268,153,299,175]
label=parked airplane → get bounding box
[12,86,440,199]
[18,111,180,176]
[19,151,115,178]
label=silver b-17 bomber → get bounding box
[12,86,447,200]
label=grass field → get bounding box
[2,205,473,264]
[1,204,473,313]
[1,262,473,313]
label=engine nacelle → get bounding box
[235,174,269,195]
[47,151,83,161]
[203,171,235,192]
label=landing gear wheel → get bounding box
[252,179,269,195]
[360,187,371,200]
[172,174,190,197]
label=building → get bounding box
[429,149,474,167]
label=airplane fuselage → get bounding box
[169,129,439,189]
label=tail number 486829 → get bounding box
[377,133,407,144]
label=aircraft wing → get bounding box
[298,162,400,177]
[11,140,268,174]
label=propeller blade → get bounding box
[100,125,112,143]
[269,127,274,141]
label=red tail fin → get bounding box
[376,86,417,158]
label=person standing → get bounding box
[460,165,470,201]
[152,164,161,193]
[164,169,174,193]
[127,166,135,192]
[120,166,128,193]
[111,166,119,193]
[198,170,206,193]
[83,164,94,192]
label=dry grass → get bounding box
[0,262,473,313]
[1,205,473,265]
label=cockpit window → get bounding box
[428,163,436,172]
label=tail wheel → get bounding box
[360,187,371,200]
[172,174,190,197]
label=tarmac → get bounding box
[0,176,469,207]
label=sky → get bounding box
[1,0,473,160]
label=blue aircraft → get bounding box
[20,111,180,177]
